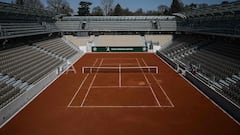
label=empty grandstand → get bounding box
[177,1,240,37]
[160,35,240,106]
[0,2,83,127]
[0,37,82,124]
[0,0,240,134]
[56,16,177,32]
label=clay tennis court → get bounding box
[0,53,239,135]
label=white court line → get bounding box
[102,58,137,60]
[142,58,175,107]
[67,74,89,107]
[161,106,174,107]
[81,59,104,106]
[101,63,138,66]
[119,64,121,87]
[152,75,175,107]
[67,58,99,107]
[69,106,163,108]
[91,58,100,68]
[136,58,161,107]
[91,86,150,88]
[139,57,158,74]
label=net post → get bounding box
[156,66,158,74]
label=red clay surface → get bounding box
[0,53,239,135]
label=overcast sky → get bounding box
[0,0,235,12]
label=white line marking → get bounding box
[82,66,84,74]
[119,64,121,87]
[91,86,150,88]
[136,58,161,107]
[141,58,159,74]
[80,59,104,106]
[102,58,137,60]
[142,58,175,107]
[92,58,99,67]
[68,58,99,107]
[82,66,158,69]
[82,58,99,73]
[161,106,175,108]
[153,75,175,107]
[68,106,167,108]
[67,74,89,107]
[80,75,96,106]
[102,63,138,66]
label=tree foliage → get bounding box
[221,1,229,4]
[112,4,122,16]
[16,0,24,5]
[92,6,104,16]
[158,5,170,15]
[122,8,133,16]
[134,8,143,16]
[78,1,92,16]
[170,0,184,13]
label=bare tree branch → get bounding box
[100,0,114,16]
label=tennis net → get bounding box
[82,66,158,74]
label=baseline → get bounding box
[91,86,150,88]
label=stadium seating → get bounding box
[87,21,153,31]
[161,36,240,105]
[55,21,82,31]
[0,38,79,108]
[0,76,22,108]
[0,45,62,84]
[179,1,240,36]
[61,16,175,21]
[64,35,95,46]
[0,2,55,21]
[0,0,240,126]
[56,16,177,31]
[34,38,78,59]
[0,2,58,39]
[0,23,45,36]
[0,22,59,39]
